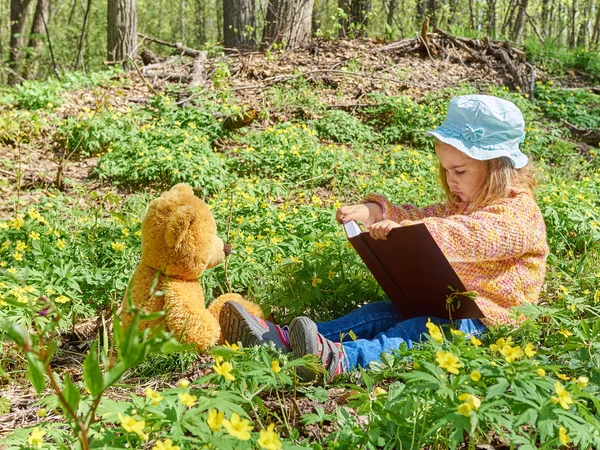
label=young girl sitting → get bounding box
[219,94,549,381]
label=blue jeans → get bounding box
[315,301,487,370]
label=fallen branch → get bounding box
[564,121,600,147]
[137,33,203,58]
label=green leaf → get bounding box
[485,377,509,399]
[83,344,104,396]
[26,353,46,394]
[60,374,81,419]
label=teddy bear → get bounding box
[119,183,264,350]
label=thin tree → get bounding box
[8,0,32,84]
[223,0,257,50]
[487,0,497,38]
[23,0,50,79]
[512,0,529,44]
[338,0,372,36]
[570,0,578,48]
[262,0,314,49]
[74,0,92,71]
[107,0,138,64]
[592,0,600,46]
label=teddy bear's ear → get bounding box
[170,183,194,196]
[165,205,195,250]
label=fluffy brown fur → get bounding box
[120,183,263,350]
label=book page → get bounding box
[343,220,362,238]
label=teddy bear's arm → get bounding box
[163,280,220,351]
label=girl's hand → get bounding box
[367,220,401,240]
[336,203,383,226]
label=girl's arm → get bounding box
[362,193,451,222]
[400,193,548,263]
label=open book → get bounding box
[344,220,484,320]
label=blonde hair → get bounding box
[439,156,537,213]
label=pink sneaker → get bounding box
[219,301,291,352]
[289,316,345,381]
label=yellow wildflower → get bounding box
[312,275,322,287]
[177,378,190,388]
[450,328,464,337]
[178,392,197,408]
[559,426,570,445]
[470,371,482,382]
[557,373,570,381]
[470,335,482,346]
[55,295,70,304]
[12,252,23,261]
[15,241,26,251]
[500,344,524,363]
[426,319,444,343]
[29,231,40,241]
[551,382,574,409]
[225,341,240,351]
[536,368,546,377]
[524,343,536,357]
[118,413,146,436]
[271,360,281,374]
[152,439,180,450]
[214,361,235,381]
[435,350,462,374]
[457,402,472,416]
[576,376,589,389]
[28,427,45,448]
[490,337,512,352]
[145,387,163,405]
[112,242,125,252]
[258,423,282,450]
[223,413,253,440]
[207,409,225,432]
[559,328,573,337]
[328,269,336,280]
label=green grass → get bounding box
[1,68,600,449]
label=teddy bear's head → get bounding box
[140,184,230,279]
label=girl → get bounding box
[219,95,549,380]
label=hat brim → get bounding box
[426,128,528,169]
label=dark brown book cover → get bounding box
[343,221,485,320]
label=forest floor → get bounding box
[1,36,598,448]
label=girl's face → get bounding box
[435,140,487,203]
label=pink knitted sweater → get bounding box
[363,189,549,327]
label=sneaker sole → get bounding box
[220,301,265,347]
[289,317,320,381]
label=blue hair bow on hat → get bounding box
[461,123,485,143]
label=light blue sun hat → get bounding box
[425,95,528,169]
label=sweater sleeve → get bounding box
[362,193,452,222]
[399,193,543,263]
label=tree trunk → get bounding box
[416,0,426,26]
[338,0,372,37]
[570,0,578,48]
[448,0,458,25]
[262,0,314,49]
[23,0,50,79]
[195,0,206,45]
[180,0,186,42]
[592,0,600,45]
[386,0,398,28]
[469,0,477,29]
[512,0,528,44]
[223,0,256,50]
[8,0,32,84]
[487,0,497,37]
[107,0,137,64]
[576,0,591,46]
[541,0,550,37]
